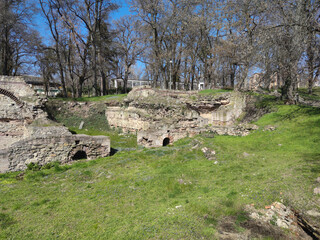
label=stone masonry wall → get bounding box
[0,75,39,97]
[0,75,112,172]
[106,86,248,147]
[0,134,110,173]
[0,76,50,150]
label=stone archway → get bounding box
[0,88,24,107]
[163,137,170,146]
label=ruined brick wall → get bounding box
[0,134,110,173]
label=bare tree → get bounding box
[64,0,117,96]
[0,0,40,76]
[39,0,69,97]
[114,16,144,93]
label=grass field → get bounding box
[199,89,233,96]
[54,93,128,102]
[1,100,320,239]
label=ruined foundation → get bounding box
[0,76,110,173]
[106,86,250,148]
[0,134,110,172]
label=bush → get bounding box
[26,163,41,171]
[41,161,59,170]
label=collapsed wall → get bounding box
[106,86,249,148]
[0,76,110,173]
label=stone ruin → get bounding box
[106,86,254,148]
[0,76,110,173]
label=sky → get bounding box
[111,0,131,20]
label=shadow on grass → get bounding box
[299,153,320,173]
[273,105,320,122]
[0,213,15,229]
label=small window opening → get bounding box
[163,138,170,147]
[75,140,80,144]
[72,150,87,160]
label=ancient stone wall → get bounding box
[0,134,110,173]
[0,75,112,172]
[106,86,248,147]
[106,107,151,132]
[137,128,201,148]
[0,120,26,150]
[0,76,49,150]
[0,75,39,97]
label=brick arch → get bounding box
[0,88,24,107]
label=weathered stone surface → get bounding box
[210,123,259,137]
[106,86,250,147]
[201,147,216,160]
[247,202,295,229]
[0,75,37,97]
[0,134,110,172]
[137,128,197,148]
[0,75,111,172]
[79,121,85,130]
[314,187,320,195]
[245,202,314,239]
[264,125,277,131]
[0,150,9,173]
[306,210,320,217]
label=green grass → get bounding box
[1,101,320,239]
[298,87,320,101]
[199,89,233,96]
[55,94,127,102]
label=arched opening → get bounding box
[72,150,87,160]
[163,137,170,147]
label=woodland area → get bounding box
[0,0,320,101]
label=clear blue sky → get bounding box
[111,0,131,20]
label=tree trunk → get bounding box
[100,70,107,96]
[77,76,84,98]
[307,32,314,94]
[92,43,98,96]
[124,69,129,94]
[282,77,295,103]
[230,72,235,89]
[281,63,297,104]
[55,42,67,97]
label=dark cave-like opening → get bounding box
[72,150,87,160]
[163,137,170,147]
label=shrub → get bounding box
[26,162,41,171]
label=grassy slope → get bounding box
[1,102,320,239]
[198,89,233,96]
[298,87,320,101]
[54,94,128,102]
